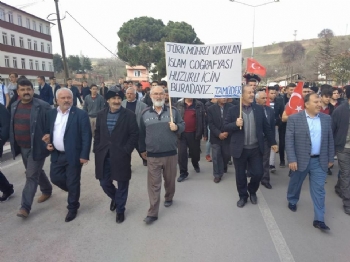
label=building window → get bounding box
[19,37,24,48]
[10,35,15,46]
[35,60,39,70]
[0,9,4,20]
[13,57,18,69]
[39,24,43,33]
[33,21,36,31]
[46,26,50,35]
[134,70,141,77]
[29,59,33,70]
[42,61,46,71]
[18,15,22,26]
[2,32,7,45]
[21,58,26,69]
[4,56,10,67]
[27,39,32,49]
[41,42,44,52]
[34,41,38,51]
[8,12,13,23]
[26,18,30,29]
[49,62,53,72]
[47,44,51,53]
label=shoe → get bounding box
[327,169,332,176]
[17,209,29,218]
[143,160,147,166]
[110,199,116,211]
[143,216,158,224]
[116,213,125,223]
[288,203,297,212]
[269,165,276,173]
[65,211,77,222]
[164,200,173,207]
[343,206,350,215]
[214,177,221,183]
[205,155,212,162]
[228,160,233,165]
[0,189,14,202]
[313,220,330,231]
[194,166,200,173]
[177,174,188,182]
[261,181,272,189]
[237,198,247,208]
[250,194,258,204]
[279,161,286,168]
[37,194,51,203]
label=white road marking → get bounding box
[0,160,22,170]
[257,190,296,262]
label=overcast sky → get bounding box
[6,0,350,58]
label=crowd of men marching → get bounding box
[0,72,350,231]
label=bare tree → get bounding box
[282,42,305,82]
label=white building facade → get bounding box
[0,1,54,86]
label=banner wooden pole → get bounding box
[239,95,242,130]
[168,96,174,123]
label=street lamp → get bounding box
[229,0,279,58]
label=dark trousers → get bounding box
[0,171,13,194]
[233,147,263,198]
[211,142,230,178]
[50,152,82,212]
[99,157,129,214]
[278,124,286,162]
[261,140,271,183]
[336,149,350,208]
[20,147,52,212]
[178,132,200,175]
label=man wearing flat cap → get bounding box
[93,87,139,224]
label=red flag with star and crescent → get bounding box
[285,82,304,116]
[246,58,266,77]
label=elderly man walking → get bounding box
[286,93,334,230]
[122,87,148,166]
[94,88,139,223]
[139,85,185,224]
[44,87,91,222]
[10,78,53,218]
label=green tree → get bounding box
[331,51,350,85]
[67,55,81,72]
[317,29,334,80]
[117,17,203,79]
[53,53,63,73]
[81,56,92,71]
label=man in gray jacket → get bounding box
[83,84,105,137]
[139,85,185,224]
[122,87,148,166]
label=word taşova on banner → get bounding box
[165,42,242,99]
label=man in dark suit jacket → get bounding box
[10,79,52,218]
[0,103,14,202]
[66,78,83,107]
[286,93,334,231]
[44,87,92,222]
[224,85,278,208]
[37,76,54,106]
[94,88,139,224]
[255,90,276,189]
[207,98,232,183]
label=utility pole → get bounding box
[54,0,69,80]
[293,30,297,41]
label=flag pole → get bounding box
[168,96,174,123]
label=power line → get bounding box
[65,11,119,59]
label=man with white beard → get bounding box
[139,85,185,224]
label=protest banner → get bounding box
[165,42,242,99]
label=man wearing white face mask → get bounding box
[139,85,185,224]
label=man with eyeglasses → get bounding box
[139,85,185,224]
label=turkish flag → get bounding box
[285,82,304,116]
[246,58,266,77]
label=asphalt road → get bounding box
[0,144,349,262]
